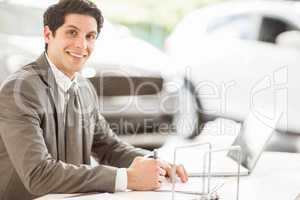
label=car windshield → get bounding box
[206,14,258,40]
[0,2,44,36]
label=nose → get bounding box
[74,36,87,49]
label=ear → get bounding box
[43,26,52,44]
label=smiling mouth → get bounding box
[66,51,87,58]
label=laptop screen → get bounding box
[227,111,281,171]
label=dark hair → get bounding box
[43,0,104,50]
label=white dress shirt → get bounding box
[45,53,127,192]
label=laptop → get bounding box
[187,111,282,177]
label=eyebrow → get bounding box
[66,25,98,35]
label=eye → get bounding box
[86,33,96,41]
[67,30,77,37]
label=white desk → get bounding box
[37,152,300,200]
[217,152,300,200]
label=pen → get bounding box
[153,149,158,159]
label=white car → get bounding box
[165,1,300,138]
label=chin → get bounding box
[69,61,85,70]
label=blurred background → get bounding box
[99,0,223,48]
[1,0,300,152]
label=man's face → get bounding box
[44,13,98,78]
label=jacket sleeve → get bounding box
[91,111,151,168]
[87,81,151,168]
[0,75,118,196]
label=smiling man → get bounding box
[0,1,187,200]
[44,13,96,78]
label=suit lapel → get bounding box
[77,78,92,164]
[35,53,66,161]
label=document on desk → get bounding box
[156,177,224,195]
[38,193,115,200]
[65,193,115,200]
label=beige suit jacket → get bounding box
[0,54,149,200]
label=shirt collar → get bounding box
[45,53,77,93]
